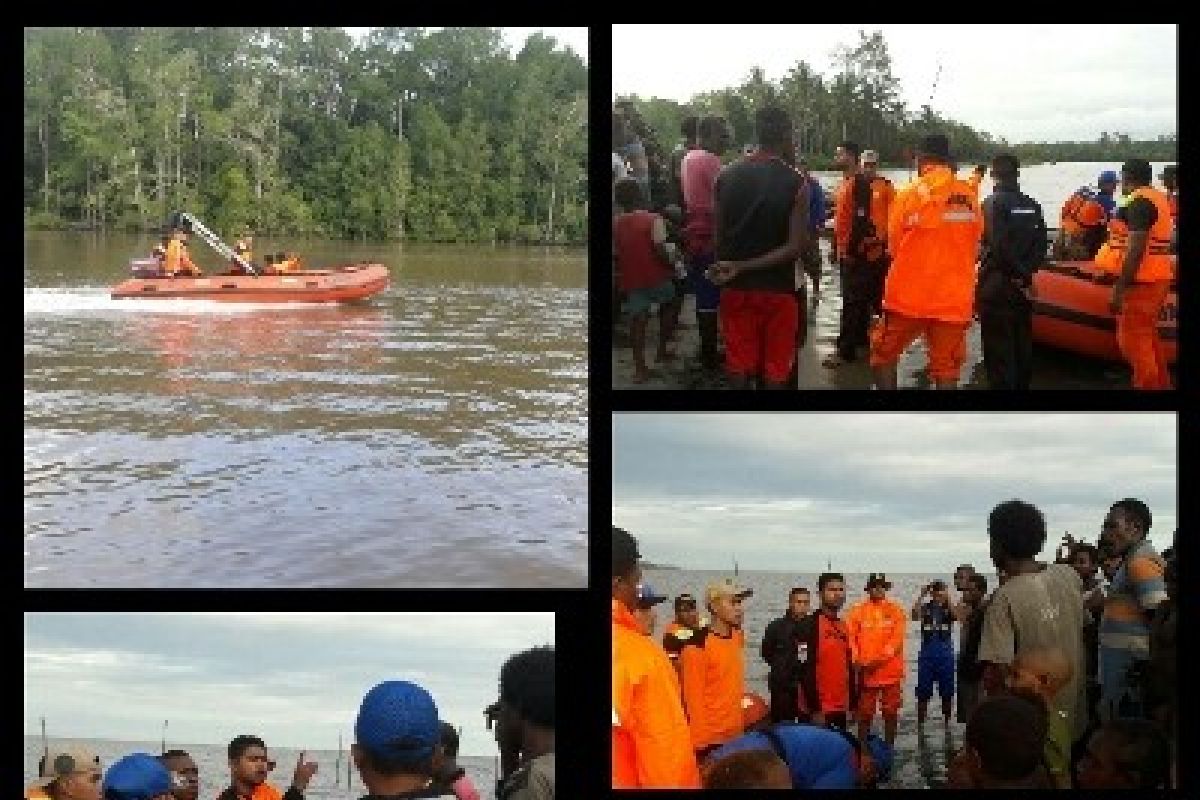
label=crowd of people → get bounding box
[612,496,1176,789]
[26,649,555,800]
[612,101,1178,390]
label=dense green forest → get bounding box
[24,27,587,243]
[618,30,1176,171]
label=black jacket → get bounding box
[792,611,858,717]
[761,614,803,689]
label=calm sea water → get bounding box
[23,737,498,800]
[642,569,1002,789]
[24,233,586,588]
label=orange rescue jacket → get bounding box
[678,625,745,752]
[613,598,702,788]
[883,164,983,323]
[1094,186,1174,283]
[1060,190,1108,237]
[846,597,907,688]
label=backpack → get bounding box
[984,190,1047,279]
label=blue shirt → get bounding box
[919,602,954,654]
[808,179,826,234]
[1095,189,1117,216]
[707,724,856,789]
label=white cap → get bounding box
[860,149,879,165]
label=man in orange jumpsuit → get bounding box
[678,579,754,761]
[846,573,907,748]
[869,133,983,389]
[1094,158,1175,389]
[611,526,702,788]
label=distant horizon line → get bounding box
[22,733,495,760]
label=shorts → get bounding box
[621,280,675,316]
[686,252,720,312]
[858,683,902,721]
[868,311,969,383]
[916,649,956,701]
[719,288,799,384]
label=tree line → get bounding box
[618,30,1176,171]
[24,27,587,244]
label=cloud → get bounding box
[613,414,1176,570]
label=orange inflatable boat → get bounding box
[111,262,390,304]
[1031,261,1177,365]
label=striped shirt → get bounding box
[1100,539,1167,655]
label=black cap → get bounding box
[865,572,893,590]
[674,593,697,611]
[1160,164,1177,180]
[929,579,948,592]
[918,134,951,161]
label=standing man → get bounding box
[679,579,753,760]
[157,751,198,800]
[217,737,316,800]
[708,105,811,389]
[976,499,1087,748]
[1159,164,1177,254]
[824,146,893,368]
[793,573,856,730]
[760,587,812,722]
[1095,159,1175,389]
[975,153,1048,390]
[1069,542,1105,727]
[847,573,907,748]
[955,573,990,724]
[1098,498,1167,721]
[680,115,732,374]
[869,133,983,389]
[669,115,700,213]
[662,593,703,670]
[493,646,555,800]
[611,526,701,788]
[25,745,103,800]
[1095,170,1120,217]
[911,580,956,728]
[634,583,668,636]
[352,681,456,800]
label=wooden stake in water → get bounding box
[41,717,49,763]
[335,733,342,788]
[162,720,168,754]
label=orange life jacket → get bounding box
[1060,189,1108,236]
[613,598,701,788]
[882,165,983,323]
[164,239,198,276]
[1093,186,1174,283]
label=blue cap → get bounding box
[636,582,668,609]
[1098,170,1118,184]
[103,754,171,800]
[355,680,440,764]
[864,734,893,782]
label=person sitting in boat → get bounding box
[163,227,202,277]
[275,252,301,273]
[1055,182,1110,261]
[228,227,255,275]
[151,233,170,269]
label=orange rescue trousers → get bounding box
[1116,281,1172,390]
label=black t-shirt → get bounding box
[1121,196,1158,231]
[714,154,807,292]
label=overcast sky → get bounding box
[613,413,1176,572]
[346,27,587,63]
[24,613,553,756]
[612,24,1175,143]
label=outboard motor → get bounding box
[129,257,162,278]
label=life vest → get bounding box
[849,175,893,262]
[1059,188,1108,236]
[1093,186,1174,283]
[882,165,983,323]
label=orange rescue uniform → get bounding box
[164,239,200,276]
[846,596,907,720]
[678,626,746,753]
[1093,185,1175,389]
[869,164,983,382]
[613,598,702,788]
